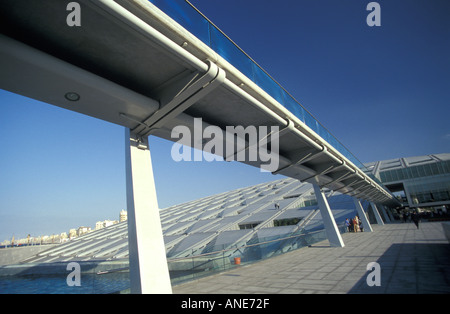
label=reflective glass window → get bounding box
[424,163,433,177]
[398,168,406,180]
[442,161,450,173]
[417,165,426,177]
[391,169,398,181]
[385,171,392,182]
[430,163,439,176]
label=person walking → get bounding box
[345,218,351,232]
[358,215,364,232]
[412,211,420,229]
[353,216,359,232]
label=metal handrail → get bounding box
[166,229,326,262]
[95,227,346,276]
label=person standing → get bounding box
[345,218,351,232]
[353,216,359,232]
[412,211,420,229]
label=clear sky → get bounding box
[0,0,449,241]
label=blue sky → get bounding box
[1,0,449,241]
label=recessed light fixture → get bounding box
[65,92,80,102]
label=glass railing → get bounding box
[0,226,349,293]
[147,0,391,195]
[167,225,348,286]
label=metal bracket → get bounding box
[130,60,225,137]
[224,119,293,161]
[128,132,149,150]
[320,169,353,189]
[272,145,325,175]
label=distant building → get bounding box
[96,220,118,230]
[365,154,450,210]
[119,210,127,222]
[60,232,68,243]
[69,229,77,239]
[95,221,104,230]
[77,226,91,237]
[25,155,450,263]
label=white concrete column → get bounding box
[353,198,373,232]
[385,206,395,221]
[370,202,385,225]
[378,204,391,223]
[125,129,172,294]
[313,184,345,247]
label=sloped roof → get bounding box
[23,177,363,263]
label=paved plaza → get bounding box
[172,221,450,294]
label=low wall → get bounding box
[168,255,232,272]
[0,245,57,266]
[0,260,129,277]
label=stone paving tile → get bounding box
[172,222,450,294]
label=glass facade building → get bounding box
[366,154,450,208]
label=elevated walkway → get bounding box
[172,222,450,294]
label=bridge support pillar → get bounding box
[353,198,373,232]
[313,184,345,247]
[379,205,391,223]
[370,202,385,225]
[125,129,172,294]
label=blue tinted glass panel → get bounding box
[281,91,305,123]
[405,167,413,179]
[335,141,347,158]
[349,155,363,169]
[209,26,254,79]
[399,168,406,180]
[252,64,284,104]
[149,0,210,45]
[430,163,439,176]
[327,136,339,153]
[304,111,318,134]
[147,1,389,191]
[443,161,450,173]
[317,124,331,144]
[391,170,398,181]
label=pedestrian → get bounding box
[412,212,420,229]
[403,211,408,223]
[353,216,359,232]
[345,218,351,232]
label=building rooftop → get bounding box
[22,177,364,263]
[365,153,450,173]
